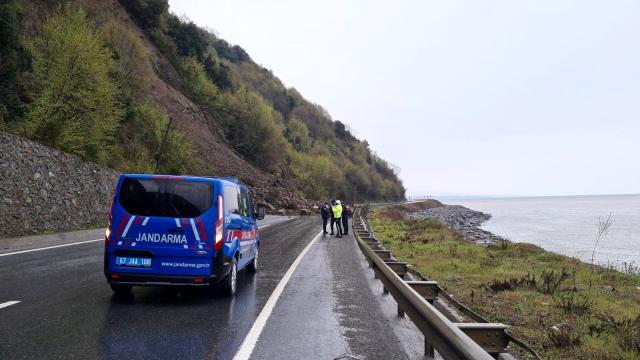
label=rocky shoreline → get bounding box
[408,204,505,245]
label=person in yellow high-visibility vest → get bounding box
[331,200,343,238]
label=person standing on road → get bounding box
[329,200,336,235]
[341,202,350,235]
[332,200,343,238]
[320,202,331,234]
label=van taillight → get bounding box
[214,194,223,252]
[105,227,111,247]
[105,212,112,247]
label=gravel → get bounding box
[408,204,505,245]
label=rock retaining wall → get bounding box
[0,132,119,238]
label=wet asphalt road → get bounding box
[0,216,418,360]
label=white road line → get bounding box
[0,239,102,257]
[0,301,21,309]
[233,230,323,360]
[257,215,296,230]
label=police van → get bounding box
[104,174,265,296]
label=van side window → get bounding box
[239,188,252,218]
[224,186,240,215]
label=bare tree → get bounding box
[591,213,613,270]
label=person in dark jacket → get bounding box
[329,200,336,235]
[341,202,350,235]
[320,202,331,234]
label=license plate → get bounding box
[116,256,152,267]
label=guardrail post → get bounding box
[406,281,439,305]
[454,323,510,355]
[425,337,435,358]
[384,261,407,279]
[373,250,391,260]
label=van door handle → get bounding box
[168,227,185,234]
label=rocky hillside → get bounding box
[0,0,405,208]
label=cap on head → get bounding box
[336,200,341,204]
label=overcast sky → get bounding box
[168,0,640,197]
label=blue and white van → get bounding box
[104,174,265,296]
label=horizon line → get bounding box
[407,192,640,200]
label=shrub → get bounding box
[487,273,536,292]
[539,268,570,294]
[547,323,582,348]
[554,291,594,314]
[598,313,640,352]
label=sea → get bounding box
[446,194,640,269]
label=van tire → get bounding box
[110,284,132,294]
[247,249,258,273]
[221,259,237,297]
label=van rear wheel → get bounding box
[247,249,258,273]
[221,259,237,297]
[110,284,132,294]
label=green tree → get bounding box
[102,20,152,101]
[287,150,344,199]
[0,0,29,126]
[285,117,312,152]
[115,103,194,174]
[203,53,234,91]
[166,14,208,62]
[179,56,219,107]
[25,5,121,161]
[218,88,288,172]
[117,0,168,30]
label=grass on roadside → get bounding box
[370,208,640,360]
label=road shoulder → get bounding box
[250,227,412,359]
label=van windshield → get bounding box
[118,178,213,218]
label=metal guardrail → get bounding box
[352,206,513,360]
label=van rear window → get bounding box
[118,178,213,218]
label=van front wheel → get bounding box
[247,249,258,273]
[222,259,237,297]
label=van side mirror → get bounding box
[256,207,266,220]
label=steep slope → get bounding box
[1,0,405,206]
[84,0,309,209]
